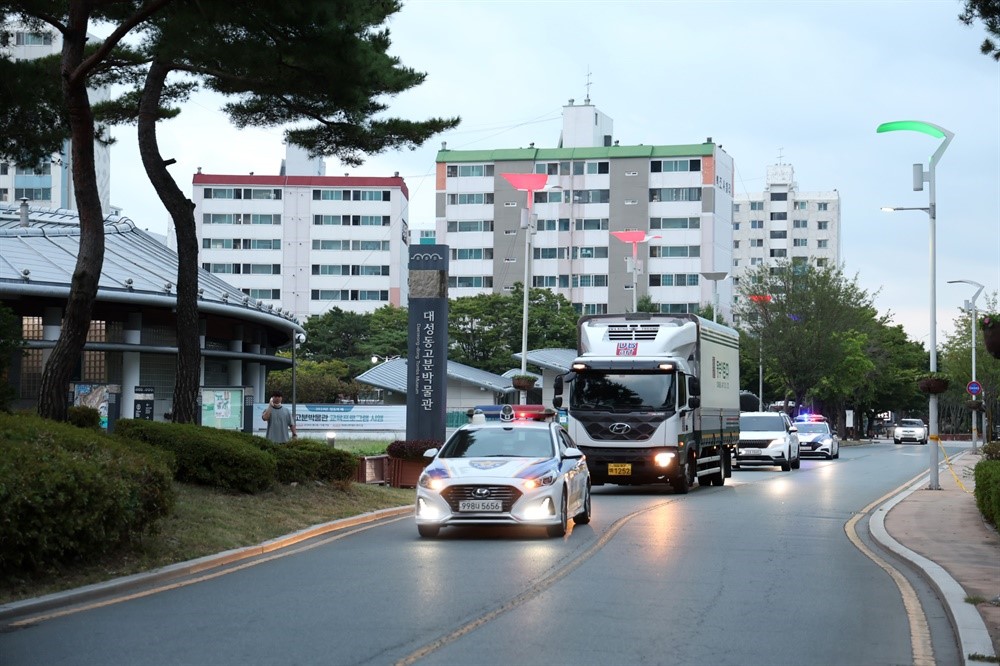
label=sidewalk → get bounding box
[872,446,1000,662]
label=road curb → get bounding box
[0,505,413,623]
[868,452,996,664]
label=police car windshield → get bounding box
[796,422,829,433]
[440,428,555,459]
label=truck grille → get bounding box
[607,323,663,341]
[574,412,665,441]
[440,485,522,512]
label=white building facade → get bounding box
[0,22,112,214]
[731,163,842,305]
[193,171,410,320]
[435,100,735,318]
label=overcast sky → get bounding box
[107,0,1000,349]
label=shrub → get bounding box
[243,434,359,485]
[981,440,1000,461]
[0,413,175,574]
[67,405,102,430]
[386,439,440,461]
[115,419,275,493]
[974,459,1000,528]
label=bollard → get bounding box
[326,431,337,447]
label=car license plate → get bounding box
[741,448,762,456]
[459,500,502,512]
[608,463,631,476]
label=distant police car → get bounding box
[794,414,840,460]
[414,405,591,538]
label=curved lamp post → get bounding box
[611,231,661,312]
[700,271,729,323]
[947,279,985,452]
[877,119,954,490]
[502,173,551,402]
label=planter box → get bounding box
[983,325,1000,360]
[917,377,949,394]
[387,457,427,488]
[355,455,389,485]
[512,378,536,391]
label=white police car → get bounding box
[414,405,591,538]
[794,414,840,460]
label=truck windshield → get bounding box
[570,371,675,412]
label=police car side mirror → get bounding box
[563,447,583,459]
[423,448,439,459]
[789,426,798,433]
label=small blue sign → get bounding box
[967,381,982,396]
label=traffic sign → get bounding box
[967,381,982,396]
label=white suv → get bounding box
[736,412,800,471]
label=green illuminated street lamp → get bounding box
[877,119,954,490]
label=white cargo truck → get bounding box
[552,313,740,493]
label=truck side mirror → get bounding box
[553,374,563,396]
[688,376,701,397]
[687,396,701,409]
[552,396,563,409]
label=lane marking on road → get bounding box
[395,498,679,666]
[7,516,409,629]
[844,473,935,666]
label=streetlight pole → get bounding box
[501,173,550,402]
[700,271,729,323]
[948,279,985,452]
[611,231,661,312]
[878,119,954,490]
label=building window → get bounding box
[447,192,494,205]
[750,220,764,229]
[817,239,829,249]
[770,192,788,201]
[536,218,570,231]
[245,288,280,300]
[577,303,609,315]
[770,212,787,221]
[818,202,829,211]
[793,219,808,229]
[793,238,808,247]
[770,249,787,258]
[312,239,348,250]
[533,190,567,204]
[649,187,701,202]
[650,159,701,172]
[204,187,281,200]
[533,247,565,260]
[448,164,494,177]
[650,246,700,258]
[733,240,740,249]
[313,189,348,201]
[649,274,699,287]
[769,230,787,239]
[733,203,740,213]
[451,248,493,260]
[816,258,828,267]
[750,239,764,247]
[14,188,52,200]
[447,220,494,232]
[572,246,609,259]
[750,201,764,210]
[15,31,54,45]
[572,274,609,288]
[817,221,829,230]
[448,276,494,288]
[733,222,740,231]
[650,217,700,229]
[575,218,609,231]
[750,257,763,266]
[794,201,808,210]
[572,189,610,204]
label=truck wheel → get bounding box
[671,473,689,494]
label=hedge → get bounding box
[974,458,1000,528]
[0,413,175,574]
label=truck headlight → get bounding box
[654,452,675,467]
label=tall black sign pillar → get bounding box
[407,245,449,443]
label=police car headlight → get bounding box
[820,437,833,446]
[524,471,557,489]
[419,473,447,490]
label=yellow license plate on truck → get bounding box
[608,463,631,475]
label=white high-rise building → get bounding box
[731,163,842,304]
[0,22,112,214]
[435,99,735,318]
[193,145,410,320]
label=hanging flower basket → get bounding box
[917,375,950,394]
[966,400,985,412]
[511,375,537,391]
[981,315,1000,360]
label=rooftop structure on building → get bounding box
[194,144,410,320]
[435,98,735,319]
[731,162,842,309]
[0,21,112,215]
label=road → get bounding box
[0,442,965,665]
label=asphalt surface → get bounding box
[1,440,997,663]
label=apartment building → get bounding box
[435,100,734,318]
[0,23,112,213]
[731,163,842,301]
[193,147,410,319]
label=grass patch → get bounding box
[328,438,391,457]
[968,653,999,663]
[966,594,988,604]
[0,480,413,606]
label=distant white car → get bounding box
[414,405,591,538]
[736,411,800,471]
[794,415,840,460]
[893,419,928,445]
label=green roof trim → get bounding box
[437,143,716,163]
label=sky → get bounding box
[105,0,1000,350]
